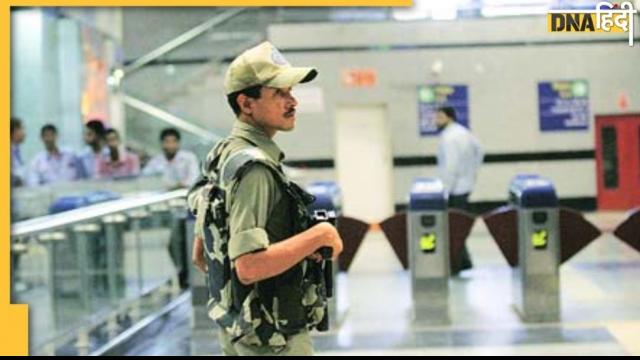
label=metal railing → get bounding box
[10,189,191,356]
[11,175,171,221]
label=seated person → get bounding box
[97,128,140,180]
[27,124,82,187]
[142,128,200,190]
[77,119,108,180]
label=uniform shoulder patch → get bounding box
[219,147,275,189]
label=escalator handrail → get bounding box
[11,189,188,237]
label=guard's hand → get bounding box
[328,233,344,261]
[307,253,323,263]
[315,222,344,261]
[192,236,207,273]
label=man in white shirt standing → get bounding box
[143,127,200,289]
[142,128,200,190]
[436,106,484,275]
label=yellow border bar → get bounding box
[8,0,412,6]
[1,2,29,356]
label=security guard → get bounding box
[189,42,344,356]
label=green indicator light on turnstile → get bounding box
[532,230,548,250]
[420,233,436,253]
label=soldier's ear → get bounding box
[237,93,254,116]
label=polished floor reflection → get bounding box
[124,212,640,356]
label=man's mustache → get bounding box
[284,107,296,117]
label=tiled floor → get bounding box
[113,212,640,355]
